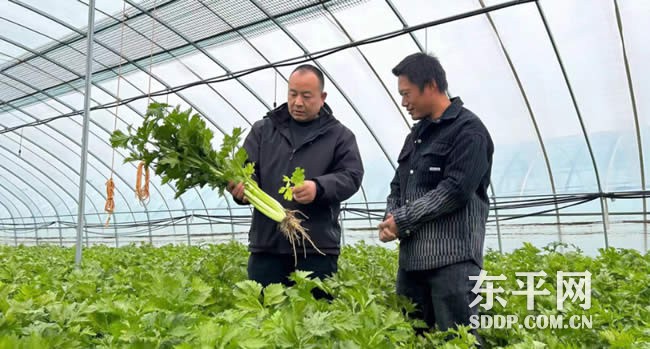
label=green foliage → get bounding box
[109,103,255,199]
[0,242,648,348]
[279,167,306,201]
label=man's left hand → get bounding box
[378,213,399,242]
[293,180,317,204]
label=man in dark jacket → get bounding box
[379,53,493,343]
[228,64,364,288]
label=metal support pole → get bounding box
[602,197,610,247]
[113,214,119,248]
[13,217,17,247]
[536,1,608,247]
[229,209,236,242]
[613,0,646,252]
[75,0,95,266]
[643,194,648,253]
[186,212,191,246]
[33,217,39,246]
[555,193,563,244]
[43,219,49,245]
[492,195,503,254]
[144,209,153,245]
[58,222,63,247]
[488,184,502,253]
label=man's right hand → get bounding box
[227,181,248,203]
[378,213,398,243]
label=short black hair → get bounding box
[292,64,325,91]
[392,53,448,93]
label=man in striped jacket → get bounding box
[379,53,494,343]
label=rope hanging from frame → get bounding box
[135,0,160,205]
[105,1,128,226]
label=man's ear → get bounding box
[321,91,328,102]
[427,81,438,94]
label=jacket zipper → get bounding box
[286,125,327,162]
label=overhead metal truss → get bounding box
[0,0,648,253]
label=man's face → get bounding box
[288,71,327,122]
[398,75,435,121]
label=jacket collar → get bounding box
[266,102,337,129]
[413,96,463,134]
[266,102,339,147]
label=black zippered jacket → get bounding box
[236,102,364,255]
[387,97,494,271]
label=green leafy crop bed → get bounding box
[0,242,648,348]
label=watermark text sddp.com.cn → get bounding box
[468,270,593,330]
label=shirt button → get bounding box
[417,139,422,144]
[405,229,411,236]
[405,199,409,204]
[409,169,414,174]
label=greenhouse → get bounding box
[0,0,648,347]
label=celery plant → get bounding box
[110,103,322,261]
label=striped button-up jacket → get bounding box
[387,97,494,271]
